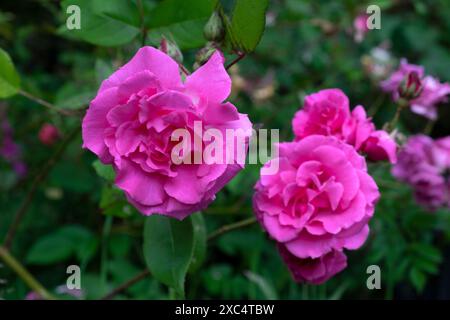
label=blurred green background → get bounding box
[1,0,450,300]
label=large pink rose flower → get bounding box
[253,135,379,282]
[82,47,252,219]
[293,89,397,163]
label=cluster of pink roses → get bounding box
[253,89,396,284]
[82,47,396,285]
[393,135,450,210]
[381,59,450,120]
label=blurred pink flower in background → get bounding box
[38,123,60,146]
[381,59,450,120]
[253,135,380,284]
[353,14,369,43]
[293,89,397,163]
[82,47,252,220]
[392,135,450,210]
[1,108,27,178]
[25,285,83,300]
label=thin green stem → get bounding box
[225,52,246,70]
[207,217,257,241]
[100,215,113,290]
[368,94,385,117]
[424,119,436,136]
[101,269,150,300]
[18,89,81,117]
[137,0,147,46]
[0,246,56,300]
[385,99,408,132]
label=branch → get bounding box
[226,52,246,70]
[19,89,82,117]
[101,269,150,300]
[207,217,257,241]
[3,126,81,249]
[0,246,56,300]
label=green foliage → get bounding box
[220,0,269,52]
[26,225,97,266]
[146,0,217,50]
[92,160,115,182]
[143,214,200,297]
[0,48,20,97]
[1,0,450,301]
[188,213,207,273]
[59,0,140,46]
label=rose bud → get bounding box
[398,71,423,100]
[203,11,224,42]
[159,37,183,64]
[38,123,60,146]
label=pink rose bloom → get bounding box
[411,76,450,120]
[392,135,450,210]
[342,106,397,163]
[293,89,397,163]
[353,14,369,43]
[293,89,350,140]
[381,59,450,120]
[253,135,380,265]
[38,123,60,146]
[82,47,252,219]
[278,244,347,285]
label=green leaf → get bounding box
[92,160,115,182]
[99,186,137,218]
[95,59,114,85]
[50,162,95,193]
[0,48,20,98]
[147,18,210,50]
[55,87,94,110]
[145,0,216,49]
[26,225,98,266]
[60,0,139,47]
[91,0,140,27]
[189,213,207,273]
[409,267,426,292]
[220,0,269,53]
[244,271,278,300]
[143,215,195,296]
[411,243,442,263]
[58,225,98,264]
[146,0,216,28]
[26,233,74,265]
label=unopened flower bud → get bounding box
[38,123,60,146]
[159,37,183,63]
[398,71,423,100]
[194,43,217,70]
[203,11,224,42]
